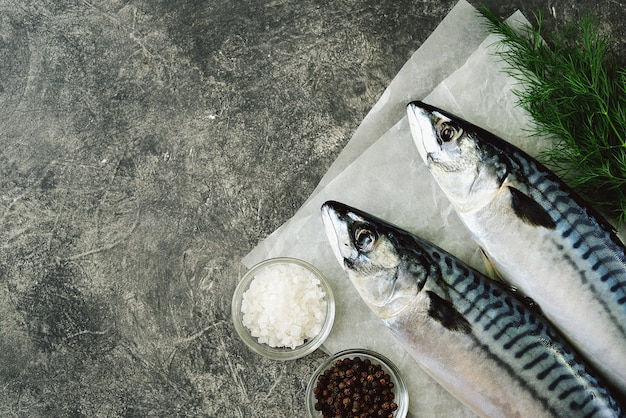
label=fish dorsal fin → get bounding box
[507,285,544,317]
[479,247,504,282]
[509,186,556,229]
[478,247,545,317]
[426,291,471,333]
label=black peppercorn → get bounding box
[312,356,399,418]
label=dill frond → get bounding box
[478,6,626,222]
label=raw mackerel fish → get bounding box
[321,200,624,417]
[406,101,626,397]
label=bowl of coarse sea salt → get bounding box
[232,257,335,360]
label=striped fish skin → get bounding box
[406,101,626,396]
[321,200,624,418]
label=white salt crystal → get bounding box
[241,263,327,349]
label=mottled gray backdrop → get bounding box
[1,0,624,417]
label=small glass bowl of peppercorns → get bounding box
[305,348,408,418]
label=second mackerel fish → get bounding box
[406,101,626,397]
[321,200,623,417]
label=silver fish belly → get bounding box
[407,101,626,396]
[321,200,624,417]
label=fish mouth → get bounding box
[406,101,440,163]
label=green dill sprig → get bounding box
[478,6,626,223]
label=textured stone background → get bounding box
[0,1,625,417]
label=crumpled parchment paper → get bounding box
[241,1,552,416]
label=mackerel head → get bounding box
[321,200,624,417]
[406,101,626,397]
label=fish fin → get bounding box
[508,286,544,317]
[509,186,556,229]
[479,247,505,282]
[478,246,545,317]
[426,291,471,333]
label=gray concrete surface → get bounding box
[1,1,625,417]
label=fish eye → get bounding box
[438,123,463,143]
[354,225,377,252]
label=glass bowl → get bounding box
[305,349,409,418]
[231,257,335,360]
